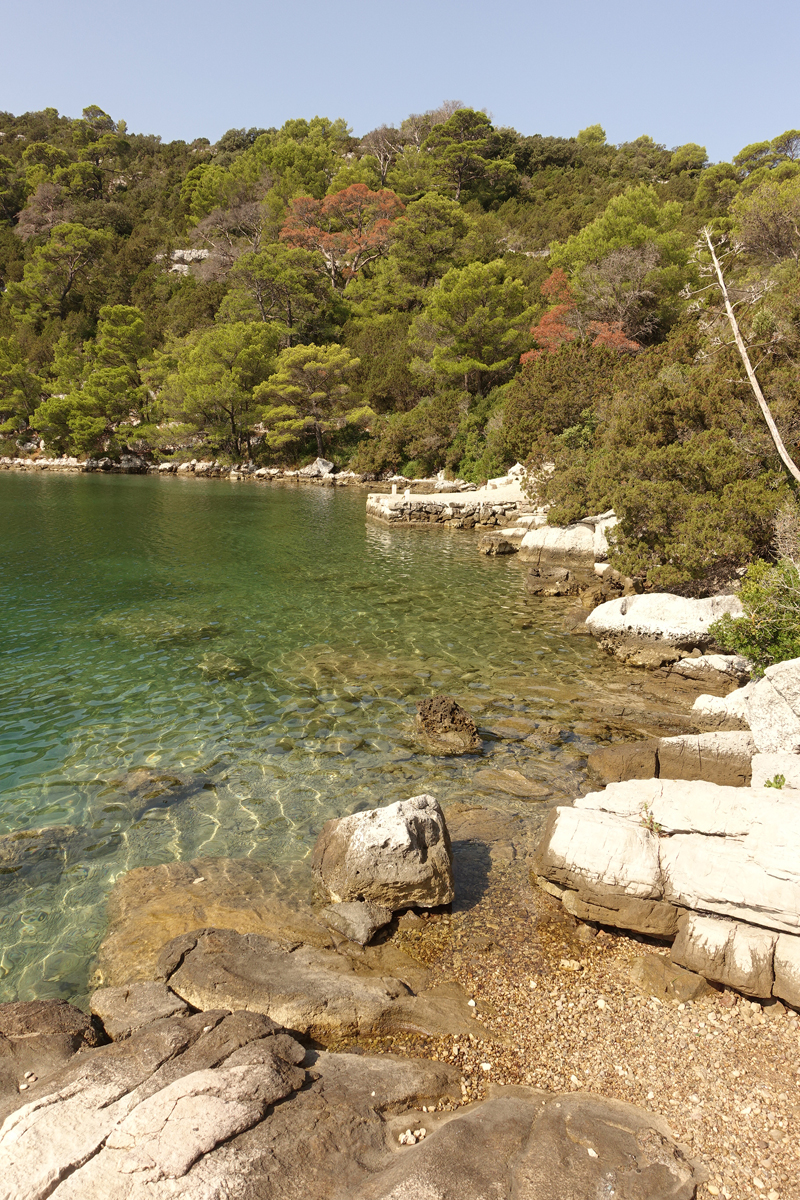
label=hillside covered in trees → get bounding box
[1,102,799,587]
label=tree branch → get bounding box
[702,226,800,485]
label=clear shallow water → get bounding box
[1,472,626,1004]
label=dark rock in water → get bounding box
[0,825,82,884]
[312,794,454,910]
[91,981,190,1041]
[0,998,101,1101]
[321,901,393,946]
[415,695,481,754]
[101,768,213,819]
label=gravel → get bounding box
[349,857,800,1200]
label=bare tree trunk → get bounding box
[703,227,800,485]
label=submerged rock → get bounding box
[0,825,82,884]
[415,695,481,754]
[312,793,454,910]
[473,768,549,799]
[92,857,330,988]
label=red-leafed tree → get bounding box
[520,268,640,362]
[588,321,641,352]
[280,184,405,290]
[520,269,578,362]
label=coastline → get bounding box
[1,471,795,1199]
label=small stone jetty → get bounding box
[366,471,535,529]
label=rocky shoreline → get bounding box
[2,484,798,1199]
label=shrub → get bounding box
[710,557,800,674]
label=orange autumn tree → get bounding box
[521,268,640,362]
[280,183,404,291]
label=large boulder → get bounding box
[415,695,481,754]
[518,523,596,571]
[298,457,334,477]
[312,794,454,910]
[587,593,744,659]
[746,657,800,753]
[533,778,800,936]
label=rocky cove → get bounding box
[0,473,798,1199]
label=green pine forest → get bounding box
[2,102,800,589]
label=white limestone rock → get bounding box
[751,752,800,790]
[535,778,800,936]
[587,593,743,650]
[671,653,751,682]
[518,523,595,570]
[691,680,754,729]
[671,913,776,996]
[774,933,800,1007]
[746,657,800,753]
[299,457,334,478]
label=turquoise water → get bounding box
[0,472,624,1004]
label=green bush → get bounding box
[709,558,800,674]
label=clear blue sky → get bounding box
[4,0,797,162]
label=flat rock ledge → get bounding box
[532,778,800,1005]
[0,1006,700,1200]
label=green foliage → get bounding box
[159,322,279,458]
[422,109,516,201]
[709,558,800,674]
[409,260,532,394]
[255,342,363,456]
[33,305,148,454]
[764,774,786,789]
